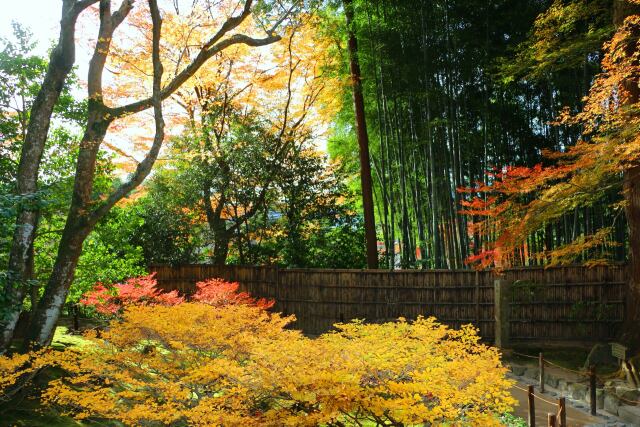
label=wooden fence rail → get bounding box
[150,264,627,343]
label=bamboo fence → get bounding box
[150,264,627,342]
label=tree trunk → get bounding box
[623,166,640,349]
[22,115,110,348]
[614,0,640,350]
[213,229,231,265]
[23,222,91,348]
[344,0,378,269]
[0,0,96,353]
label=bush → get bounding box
[79,273,183,315]
[79,275,273,316]
[5,304,515,426]
[192,278,275,310]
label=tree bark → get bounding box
[623,166,640,349]
[614,0,640,350]
[0,0,99,353]
[203,186,232,266]
[344,0,378,269]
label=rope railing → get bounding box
[513,384,559,406]
[512,351,539,360]
[609,390,640,405]
[511,351,621,380]
[595,369,623,381]
[542,359,588,377]
[509,350,640,422]
[513,383,568,427]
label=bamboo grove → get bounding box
[332,0,627,269]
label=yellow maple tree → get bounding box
[1,304,514,426]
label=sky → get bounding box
[1,1,94,94]
[1,2,64,55]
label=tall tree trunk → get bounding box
[24,221,93,347]
[615,0,640,350]
[0,0,98,353]
[623,166,640,348]
[23,112,112,348]
[23,0,140,348]
[344,0,378,269]
[203,183,231,266]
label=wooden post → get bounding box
[539,352,545,392]
[475,270,480,326]
[494,279,510,348]
[589,365,597,415]
[557,397,567,427]
[547,413,556,427]
[528,385,536,427]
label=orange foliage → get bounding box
[86,2,342,173]
[80,273,183,315]
[192,278,275,310]
[461,15,640,268]
[80,274,274,315]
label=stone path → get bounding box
[509,375,639,427]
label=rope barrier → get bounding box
[515,377,640,406]
[595,370,622,381]
[511,351,587,376]
[512,351,539,360]
[610,391,640,405]
[510,353,640,407]
[511,384,561,406]
[542,359,588,377]
[534,394,560,406]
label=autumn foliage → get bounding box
[1,303,514,425]
[192,278,275,309]
[460,14,640,269]
[79,274,183,315]
[80,274,274,315]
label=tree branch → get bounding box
[108,32,281,118]
[89,0,164,224]
[69,0,101,18]
[87,0,134,100]
[111,0,135,28]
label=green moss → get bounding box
[50,326,92,350]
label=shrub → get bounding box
[79,275,273,316]
[192,278,275,309]
[27,304,514,426]
[79,273,183,315]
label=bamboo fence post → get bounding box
[547,413,556,427]
[528,385,536,427]
[494,278,510,348]
[475,270,480,325]
[557,397,566,427]
[589,365,597,415]
[539,352,545,392]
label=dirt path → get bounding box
[510,382,602,426]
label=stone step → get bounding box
[617,405,640,426]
